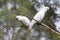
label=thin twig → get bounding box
[0,26,7,31]
[41,23,60,35]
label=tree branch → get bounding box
[33,18,60,36]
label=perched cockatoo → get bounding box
[29,6,49,30]
[16,15,30,27]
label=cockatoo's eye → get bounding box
[16,18,18,20]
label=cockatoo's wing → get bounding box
[21,16,31,27]
[34,6,49,21]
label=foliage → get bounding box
[8,14,16,22]
[0,0,60,40]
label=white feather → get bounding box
[16,15,30,27]
[29,6,49,30]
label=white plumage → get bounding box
[29,6,49,30]
[16,15,30,27]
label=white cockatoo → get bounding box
[29,6,49,30]
[16,15,30,27]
